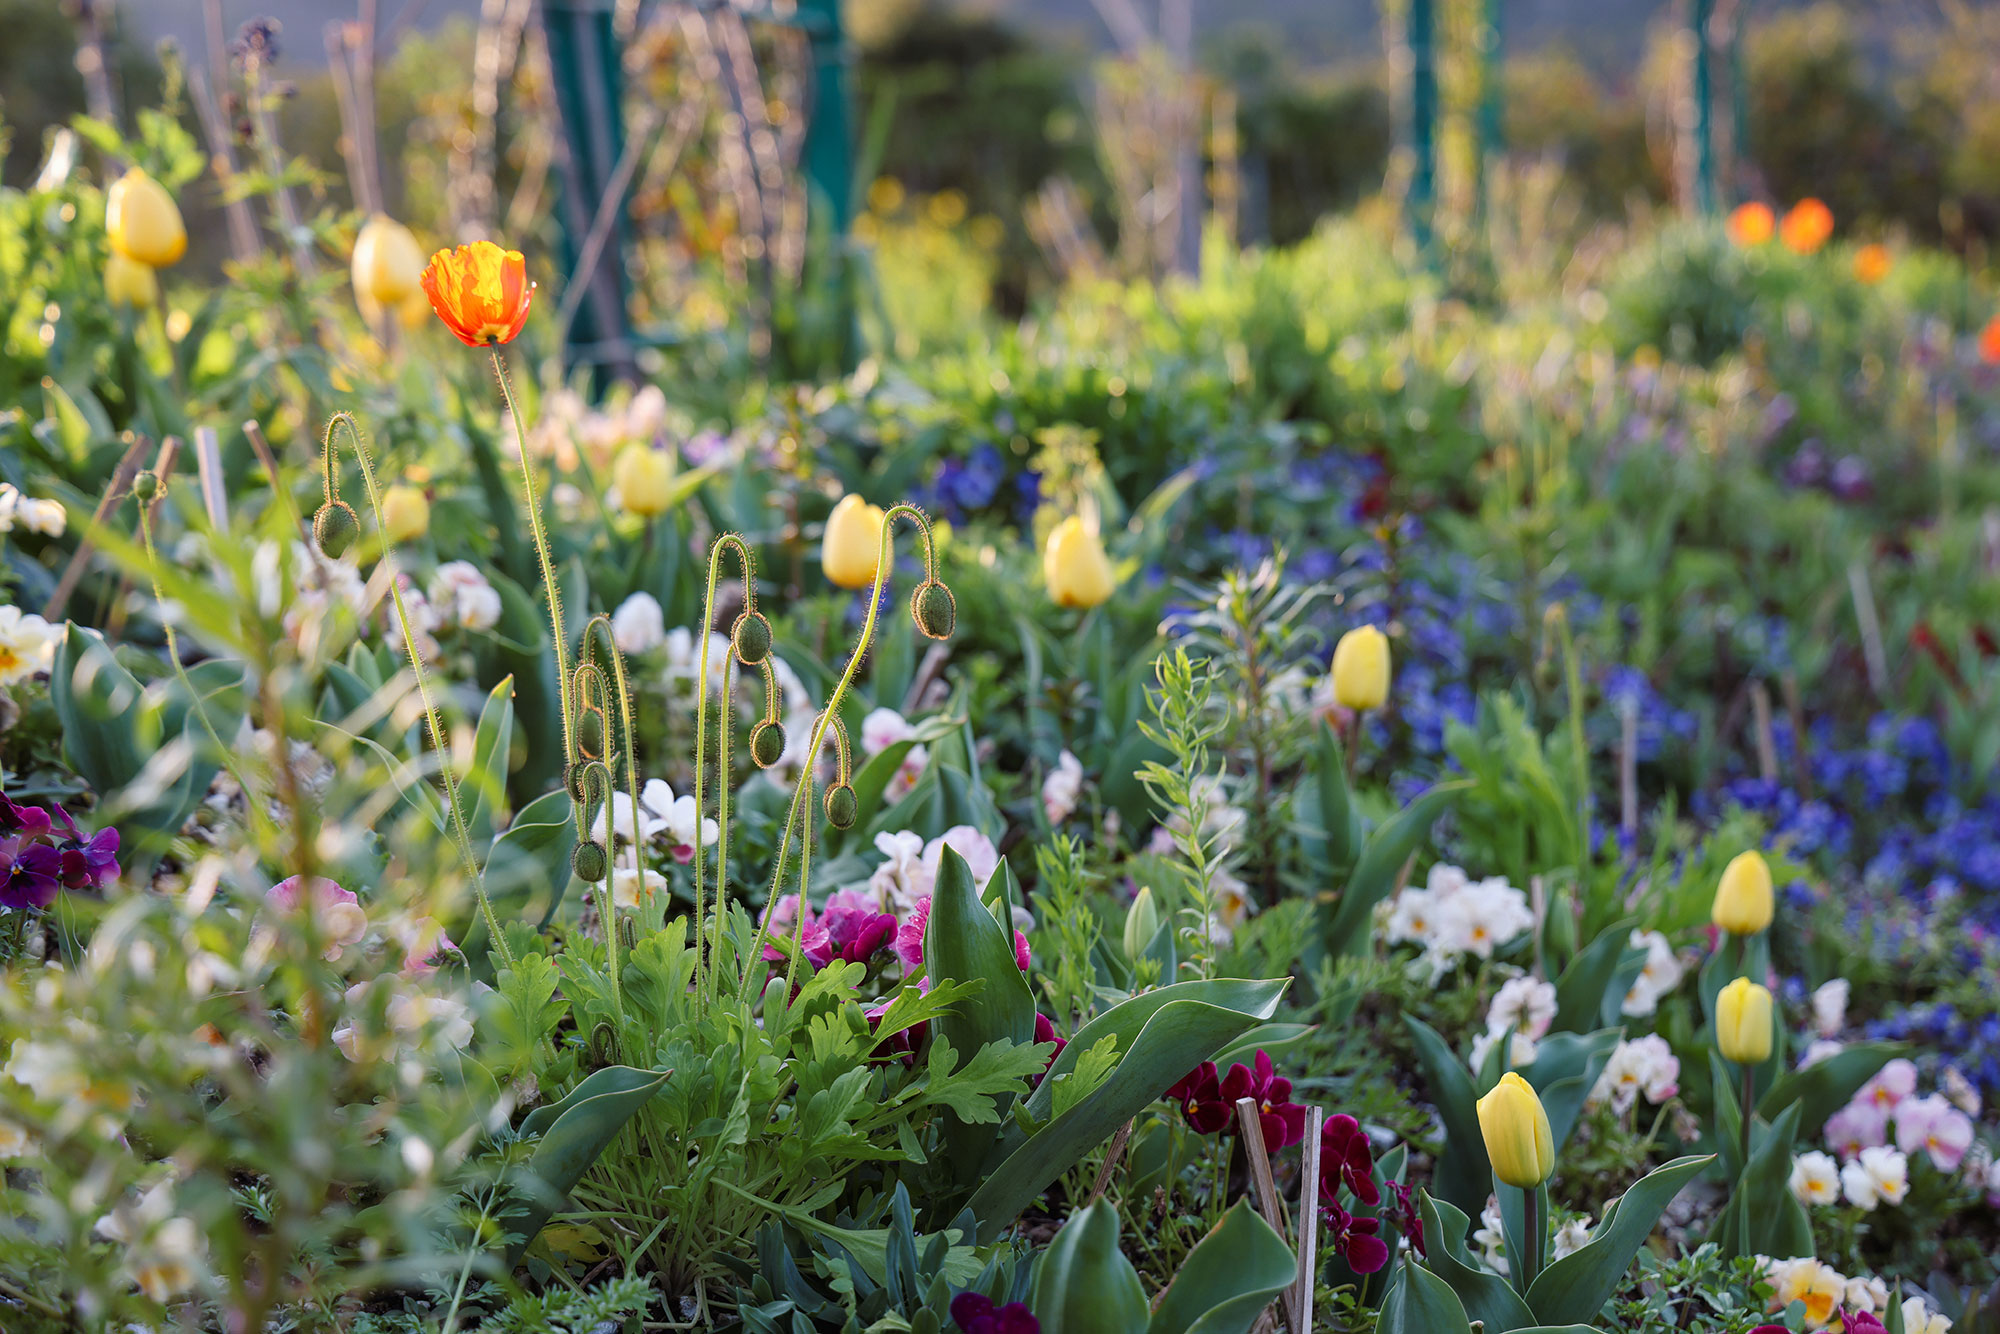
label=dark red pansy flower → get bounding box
[1166,1061,1232,1134]
[949,1292,1039,1334]
[1318,1113,1380,1206]
[1321,1202,1390,1274]
[1219,1050,1308,1150]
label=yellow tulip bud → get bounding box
[351,214,427,311]
[1475,1071,1554,1189]
[105,168,187,267]
[381,485,430,543]
[104,252,158,310]
[822,494,886,589]
[1711,850,1773,936]
[1042,515,1115,609]
[1331,624,1392,710]
[1716,977,1774,1065]
[613,444,675,518]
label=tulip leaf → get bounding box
[927,845,1037,1186]
[1146,1198,1296,1334]
[1523,1154,1713,1324]
[1325,780,1471,957]
[966,984,1287,1241]
[1404,1015,1492,1224]
[1378,1257,1474,1334]
[460,674,516,846]
[1551,918,1637,1034]
[1313,720,1362,873]
[1523,1029,1623,1153]
[482,787,577,933]
[500,1065,671,1265]
[1710,1101,1810,1260]
[1756,1041,1903,1135]
[1417,1193,1537,1333]
[1032,1201,1149,1334]
[837,712,963,848]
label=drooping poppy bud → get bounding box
[911,580,956,639]
[313,501,360,558]
[732,611,773,665]
[750,719,787,769]
[825,783,858,830]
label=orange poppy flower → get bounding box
[420,241,535,347]
[1726,202,1774,247]
[1981,314,2000,365]
[1779,198,1834,255]
[1853,243,1891,284]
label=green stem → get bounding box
[736,503,939,1008]
[323,412,512,967]
[1522,1183,1547,1291]
[693,534,757,1006]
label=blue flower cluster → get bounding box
[1864,1003,2000,1099]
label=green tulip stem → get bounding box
[1740,1060,1755,1181]
[1522,1182,1547,1290]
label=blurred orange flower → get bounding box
[1852,243,1891,284]
[420,242,535,347]
[1726,202,1774,246]
[1779,198,1834,255]
[1981,314,2000,365]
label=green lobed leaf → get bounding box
[1324,780,1471,957]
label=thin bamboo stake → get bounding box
[191,427,228,530]
[1292,1106,1323,1332]
[1619,695,1639,835]
[1847,560,1889,698]
[1235,1096,1301,1334]
[1750,681,1778,783]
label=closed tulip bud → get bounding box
[104,252,158,309]
[822,494,885,589]
[613,444,674,518]
[106,168,187,267]
[380,485,430,543]
[1043,515,1115,609]
[1331,625,1392,710]
[1716,977,1774,1065]
[1711,850,1773,936]
[1122,886,1161,961]
[351,214,426,310]
[1476,1071,1554,1188]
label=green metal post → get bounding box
[797,0,857,368]
[542,0,636,387]
[1409,0,1436,250]
[1476,0,1504,219]
[1692,0,1716,213]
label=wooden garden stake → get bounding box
[1293,1106,1323,1333]
[1782,671,1812,798]
[1619,695,1639,835]
[1750,681,1779,782]
[1847,560,1889,698]
[1235,1095,1302,1334]
[192,426,228,530]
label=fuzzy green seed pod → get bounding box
[911,580,956,640]
[566,763,591,803]
[825,783,858,830]
[571,839,609,883]
[732,611,773,666]
[132,470,161,503]
[749,719,786,769]
[312,501,360,558]
[577,707,605,758]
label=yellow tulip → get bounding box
[613,444,675,518]
[822,494,886,589]
[1331,625,1392,710]
[1716,977,1773,1064]
[1475,1072,1554,1189]
[1042,515,1114,609]
[106,168,187,267]
[1711,850,1773,936]
[381,485,430,543]
[104,252,158,309]
[351,214,427,310]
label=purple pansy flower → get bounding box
[1,835,63,910]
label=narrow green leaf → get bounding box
[1148,1198,1296,1334]
[1523,1154,1714,1324]
[1325,780,1471,956]
[1033,1201,1148,1334]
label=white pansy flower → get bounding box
[1487,975,1557,1040]
[610,864,667,910]
[868,830,930,915]
[1840,1144,1909,1210]
[0,605,60,686]
[1469,1028,1539,1074]
[1903,1296,1953,1334]
[1621,930,1683,1017]
[430,561,502,631]
[609,779,718,863]
[1789,1150,1842,1206]
[1042,749,1084,825]
[1587,1035,1680,1113]
[1472,1197,1508,1276]
[96,1180,204,1302]
[1810,978,1849,1038]
[1552,1217,1591,1259]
